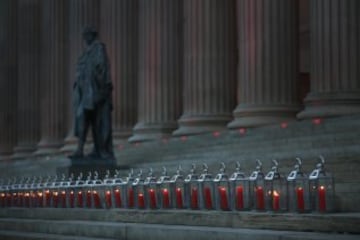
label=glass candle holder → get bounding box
[132,169,146,209]
[265,160,288,212]
[229,162,250,211]
[184,164,199,210]
[198,164,215,210]
[144,168,158,210]
[249,160,266,211]
[213,163,230,211]
[309,155,335,213]
[157,167,171,209]
[170,165,185,209]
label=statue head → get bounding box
[82,25,98,45]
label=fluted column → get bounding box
[13,0,42,158]
[228,0,300,129]
[173,0,236,136]
[298,0,360,119]
[0,0,17,160]
[128,0,183,142]
[35,1,68,155]
[61,0,100,153]
[100,0,138,143]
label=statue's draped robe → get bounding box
[73,40,113,158]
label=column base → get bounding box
[172,114,232,136]
[128,122,177,143]
[227,104,299,129]
[12,144,37,159]
[297,92,360,119]
[34,139,64,156]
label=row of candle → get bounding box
[0,156,335,213]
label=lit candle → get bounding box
[138,193,145,208]
[0,193,5,207]
[69,191,75,208]
[61,191,67,208]
[52,192,58,208]
[191,188,198,209]
[105,190,112,208]
[77,191,83,208]
[13,193,18,207]
[162,188,170,208]
[45,190,51,207]
[31,193,37,207]
[236,186,244,210]
[86,190,92,208]
[256,186,264,210]
[318,185,326,212]
[272,190,280,211]
[203,187,213,209]
[148,188,157,209]
[296,187,304,212]
[37,192,43,208]
[7,193,12,207]
[128,188,134,208]
[18,193,24,207]
[218,187,229,210]
[176,188,183,209]
[114,189,122,208]
[93,191,101,208]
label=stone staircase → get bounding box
[0,208,359,240]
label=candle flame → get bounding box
[320,185,325,190]
[176,188,182,192]
[273,190,279,197]
[0,193,5,197]
[106,190,111,195]
[163,188,168,193]
[115,189,120,193]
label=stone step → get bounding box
[0,208,359,234]
[0,230,116,240]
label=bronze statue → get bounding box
[70,26,114,161]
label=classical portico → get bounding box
[0,0,359,239]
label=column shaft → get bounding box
[100,0,138,142]
[173,0,237,136]
[0,0,17,159]
[228,0,300,129]
[298,0,360,119]
[13,0,42,158]
[36,0,68,154]
[129,0,183,142]
[61,0,100,153]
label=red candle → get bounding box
[162,188,170,208]
[218,187,229,210]
[272,190,280,211]
[77,191,83,208]
[45,190,51,207]
[18,193,24,207]
[13,193,18,207]
[176,188,183,209]
[69,191,75,208]
[61,191,67,208]
[203,187,213,209]
[31,193,37,207]
[236,186,244,210]
[7,193,12,207]
[148,188,157,209]
[52,192,58,208]
[105,190,112,208]
[0,193,5,207]
[256,186,264,210]
[93,191,101,208]
[318,185,326,212]
[114,189,122,208]
[86,190,92,208]
[128,188,134,208]
[191,188,198,209]
[296,187,305,211]
[138,193,145,208]
[37,192,43,208]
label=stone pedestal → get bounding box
[228,0,300,129]
[173,0,236,136]
[100,0,138,144]
[13,0,42,158]
[129,0,183,143]
[61,0,100,153]
[0,0,17,160]
[35,0,68,155]
[298,0,360,119]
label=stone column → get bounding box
[128,0,183,142]
[0,0,17,160]
[173,0,237,136]
[13,0,42,158]
[35,0,68,155]
[228,0,300,129]
[297,0,360,119]
[100,0,138,143]
[61,0,100,153]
